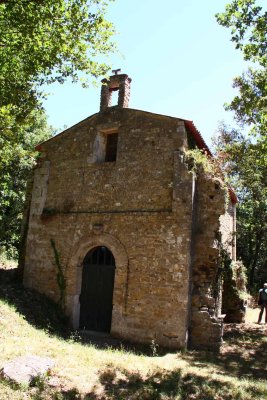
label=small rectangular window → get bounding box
[105,133,118,162]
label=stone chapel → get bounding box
[22,72,237,350]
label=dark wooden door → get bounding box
[79,246,115,332]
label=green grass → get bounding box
[0,273,267,399]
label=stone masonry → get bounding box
[22,73,237,350]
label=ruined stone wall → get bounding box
[219,202,236,260]
[190,174,227,350]
[217,198,247,323]
[24,108,193,349]
[222,260,247,323]
[220,204,246,323]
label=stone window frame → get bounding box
[105,131,118,162]
[92,127,119,163]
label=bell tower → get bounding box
[100,69,132,111]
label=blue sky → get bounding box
[43,0,247,145]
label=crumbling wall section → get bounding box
[190,173,227,350]
[222,260,247,323]
[219,202,236,260]
[220,203,247,323]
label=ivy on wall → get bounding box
[50,239,66,309]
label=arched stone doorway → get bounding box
[79,246,116,332]
[67,232,128,331]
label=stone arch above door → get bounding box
[67,232,129,330]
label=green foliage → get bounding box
[186,149,222,177]
[0,0,116,258]
[221,248,247,294]
[0,0,116,132]
[0,110,53,258]
[216,0,266,64]
[216,0,267,140]
[215,1,267,290]
[50,239,66,309]
[214,125,267,289]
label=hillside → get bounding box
[0,271,266,399]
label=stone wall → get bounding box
[41,109,187,213]
[23,107,235,350]
[24,108,193,349]
[222,260,247,323]
[219,202,236,260]
[219,202,246,323]
[190,173,227,350]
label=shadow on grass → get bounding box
[1,268,267,385]
[183,324,267,380]
[2,365,267,400]
[0,275,169,356]
[81,366,265,400]
[0,278,70,338]
[0,380,82,400]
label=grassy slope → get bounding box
[0,278,267,399]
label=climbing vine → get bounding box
[219,246,247,290]
[185,149,229,206]
[219,244,248,315]
[50,239,66,309]
[185,149,219,176]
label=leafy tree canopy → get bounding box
[0,109,53,258]
[215,1,267,289]
[0,0,116,260]
[216,0,267,141]
[0,0,116,132]
[214,125,267,288]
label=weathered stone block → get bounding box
[1,355,54,385]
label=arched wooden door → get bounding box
[79,246,115,332]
